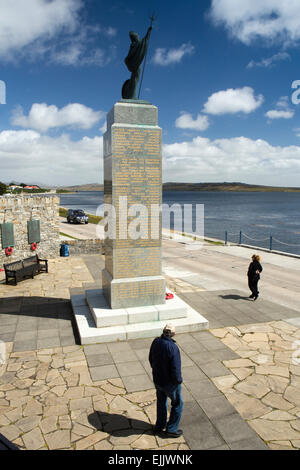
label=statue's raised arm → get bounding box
[122,24,153,100]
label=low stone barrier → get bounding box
[61,239,104,255]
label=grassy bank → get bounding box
[59,207,103,224]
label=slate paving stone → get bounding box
[89,365,119,381]
[228,436,269,450]
[186,379,223,400]
[60,335,76,347]
[182,365,207,382]
[128,338,154,350]
[107,342,133,354]
[0,324,16,334]
[0,333,15,342]
[181,401,226,450]
[110,351,138,363]
[188,351,216,366]
[116,361,146,377]
[211,348,239,361]
[84,344,109,356]
[86,353,114,367]
[0,316,18,326]
[178,341,208,354]
[181,385,195,404]
[37,337,61,349]
[37,329,59,339]
[13,340,37,352]
[15,322,38,332]
[15,331,37,341]
[212,413,259,444]
[180,353,194,367]
[196,395,237,420]
[200,338,228,352]
[121,374,153,393]
[134,348,150,361]
[218,317,240,327]
[199,361,232,378]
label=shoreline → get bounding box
[58,206,300,261]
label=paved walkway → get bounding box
[0,249,299,450]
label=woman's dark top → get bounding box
[247,259,263,280]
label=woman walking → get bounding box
[247,254,263,301]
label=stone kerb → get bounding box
[63,239,104,255]
[0,194,60,266]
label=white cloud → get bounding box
[0,0,116,65]
[265,110,294,119]
[2,128,300,187]
[265,95,294,120]
[203,87,263,115]
[163,135,300,185]
[12,103,104,133]
[294,128,300,138]
[175,113,210,131]
[209,0,300,46]
[247,52,290,69]
[0,0,80,60]
[276,96,290,109]
[152,43,195,66]
[0,129,103,186]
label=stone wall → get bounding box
[0,194,60,266]
[62,239,104,255]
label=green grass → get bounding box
[59,207,103,224]
[59,232,78,240]
[178,231,224,245]
[204,239,224,245]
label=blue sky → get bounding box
[1,0,300,186]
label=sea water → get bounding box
[59,191,300,255]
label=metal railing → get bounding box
[225,230,300,251]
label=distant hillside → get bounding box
[57,182,300,192]
[57,184,104,192]
[163,182,300,192]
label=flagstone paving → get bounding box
[210,321,300,450]
[0,344,188,450]
[0,254,300,450]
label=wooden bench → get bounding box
[4,255,48,285]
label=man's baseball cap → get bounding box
[163,324,176,337]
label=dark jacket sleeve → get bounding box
[169,343,182,384]
[149,342,153,368]
[257,262,263,273]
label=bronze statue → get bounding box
[122,17,155,100]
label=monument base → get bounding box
[71,289,209,344]
[102,269,166,309]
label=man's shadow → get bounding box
[88,411,170,439]
[220,294,252,301]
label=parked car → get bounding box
[67,209,89,224]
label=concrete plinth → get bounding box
[71,289,209,345]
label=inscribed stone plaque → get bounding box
[27,220,41,244]
[0,223,14,248]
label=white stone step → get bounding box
[85,289,188,328]
[71,292,209,345]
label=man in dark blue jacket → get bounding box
[149,324,184,437]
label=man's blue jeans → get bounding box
[154,383,183,432]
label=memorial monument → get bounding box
[71,18,208,343]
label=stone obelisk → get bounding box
[102,99,166,309]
